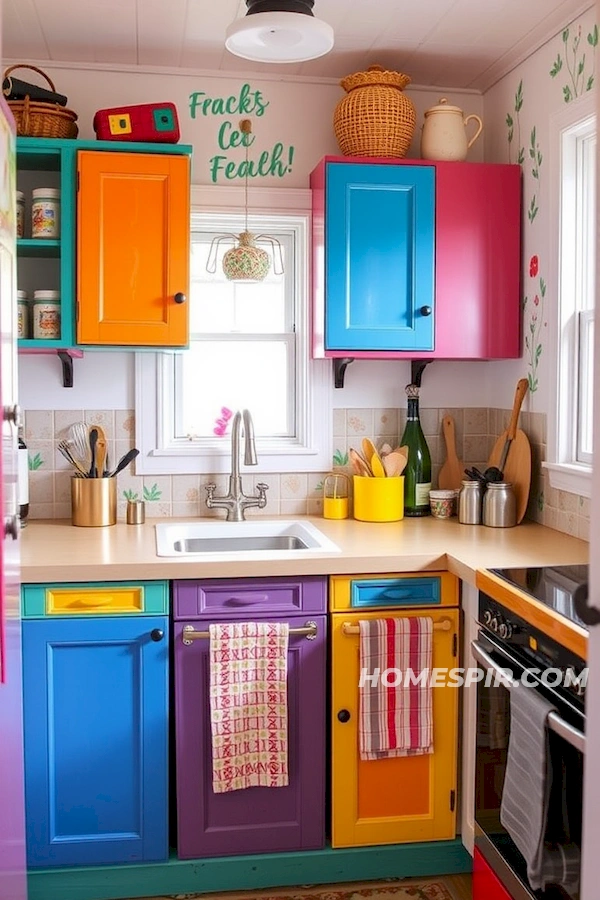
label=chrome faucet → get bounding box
[205,409,269,521]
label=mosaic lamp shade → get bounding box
[222,231,271,282]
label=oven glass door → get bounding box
[473,632,584,900]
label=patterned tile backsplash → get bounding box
[24,407,589,542]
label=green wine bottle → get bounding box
[400,383,432,517]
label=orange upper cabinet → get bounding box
[77,150,190,347]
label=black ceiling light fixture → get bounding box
[225,0,334,64]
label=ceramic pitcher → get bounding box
[420,98,483,161]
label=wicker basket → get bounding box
[4,65,78,139]
[333,65,416,158]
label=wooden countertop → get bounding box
[20,516,589,585]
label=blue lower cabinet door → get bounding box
[22,615,169,868]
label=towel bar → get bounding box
[342,617,453,636]
[182,621,318,645]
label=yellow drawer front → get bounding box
[329,572,458,612]
[331,607,459,847]
[45,587,144,615]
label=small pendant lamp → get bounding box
[206,119,284,283]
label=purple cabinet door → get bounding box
[174,615,326,859]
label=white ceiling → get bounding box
[3,0,596,91]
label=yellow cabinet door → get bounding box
[331,607,459,848]
[77,150,190,347]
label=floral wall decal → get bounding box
[523,254,547,394]
[143,483,162,502]
[123,488,139,501]
[506,80,525,164]
[333,449,349,467]
[527,126,542,223]
[550,25,598,101]
[28,452,43,471]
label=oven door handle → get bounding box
[471,639,586,754]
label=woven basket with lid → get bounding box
[333,64,416,158]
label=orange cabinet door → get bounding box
[331,607,459,848]
[77,151,190,347]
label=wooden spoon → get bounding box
[92,425,108,478]
[362,438,385,477]
[371,453,386,477]
[349,447,372,477]
[382,450,408,477]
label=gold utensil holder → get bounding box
[71,477,117,527]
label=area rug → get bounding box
[136,881,455,900]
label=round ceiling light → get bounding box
[225,1,334,64]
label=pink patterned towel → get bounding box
[209,621,290,794]
[359,617,433,760]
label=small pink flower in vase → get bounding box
[213,407,233,436]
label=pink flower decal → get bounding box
[534,294,540,306]
[213,406,233,436]
[529,255,539,277]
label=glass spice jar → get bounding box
[32,290,61,339]
[32,187,60,238]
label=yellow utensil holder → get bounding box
[71,477,117,527]
[353,475,404,522]
[323,472,350,520]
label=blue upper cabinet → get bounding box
[22,615,169,868]
[324,162,435,352]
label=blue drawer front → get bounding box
[22,615,169,867]
[350,577,441,608]
[325,162,435,351]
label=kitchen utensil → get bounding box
[487,378,531,524]
[370,453,386,478]
[93,425,108,477]
[349,447,372,477]
[68,422,90,468]
[382,449,407,477]
[438,415,464,490]
[108,448,139,478]
[362,438,385,475]
[88,427,98,478]
[57,441,87,477]
[464,467,487,485]
[71,476,116,527]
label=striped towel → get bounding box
[500,684,580,893]
[359,617,433,760]
[209,621,289,794]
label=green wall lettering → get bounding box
[189,82,294,182]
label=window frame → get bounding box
[135,184,332,476]
[546,93,596,498]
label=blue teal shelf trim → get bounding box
[27,839,472,900]
[17,136,193,155]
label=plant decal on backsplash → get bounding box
[143,484,162,502]
[550,25,598,101]
[506,80,524,164]
[28,453,43,470]
[123,489,139,501]
[523,255,546,394]
[333,449,349,467]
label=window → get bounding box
[136,191,331,475]
[546,94,596,497]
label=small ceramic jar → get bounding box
[32,290,61,339]
[31,187,60,238]
[429,489,458,519]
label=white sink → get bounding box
[155,520,340,557]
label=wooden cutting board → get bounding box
[438,416,464,490]
[487,378,531,524]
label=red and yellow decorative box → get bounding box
[92,102,180,143]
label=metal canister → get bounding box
[458,479,484,524]
[482,482,517,528]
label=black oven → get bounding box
[473,576,586,900]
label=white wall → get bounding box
[14,59,493,412]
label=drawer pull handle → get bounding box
[225,593,270,605]
[337,709,351,723]
[342,617,453,636]
[150,628,165,642]
[182,621,318,645]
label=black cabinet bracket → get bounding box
[57,351,75,388]
[411,360,432,387]
[333,357,354,389]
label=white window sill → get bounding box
[542,462,592,498]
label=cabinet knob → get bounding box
[337,709,351,723]
[174,292,187,304]
[420,305,432,316]
[150,628,165,642]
